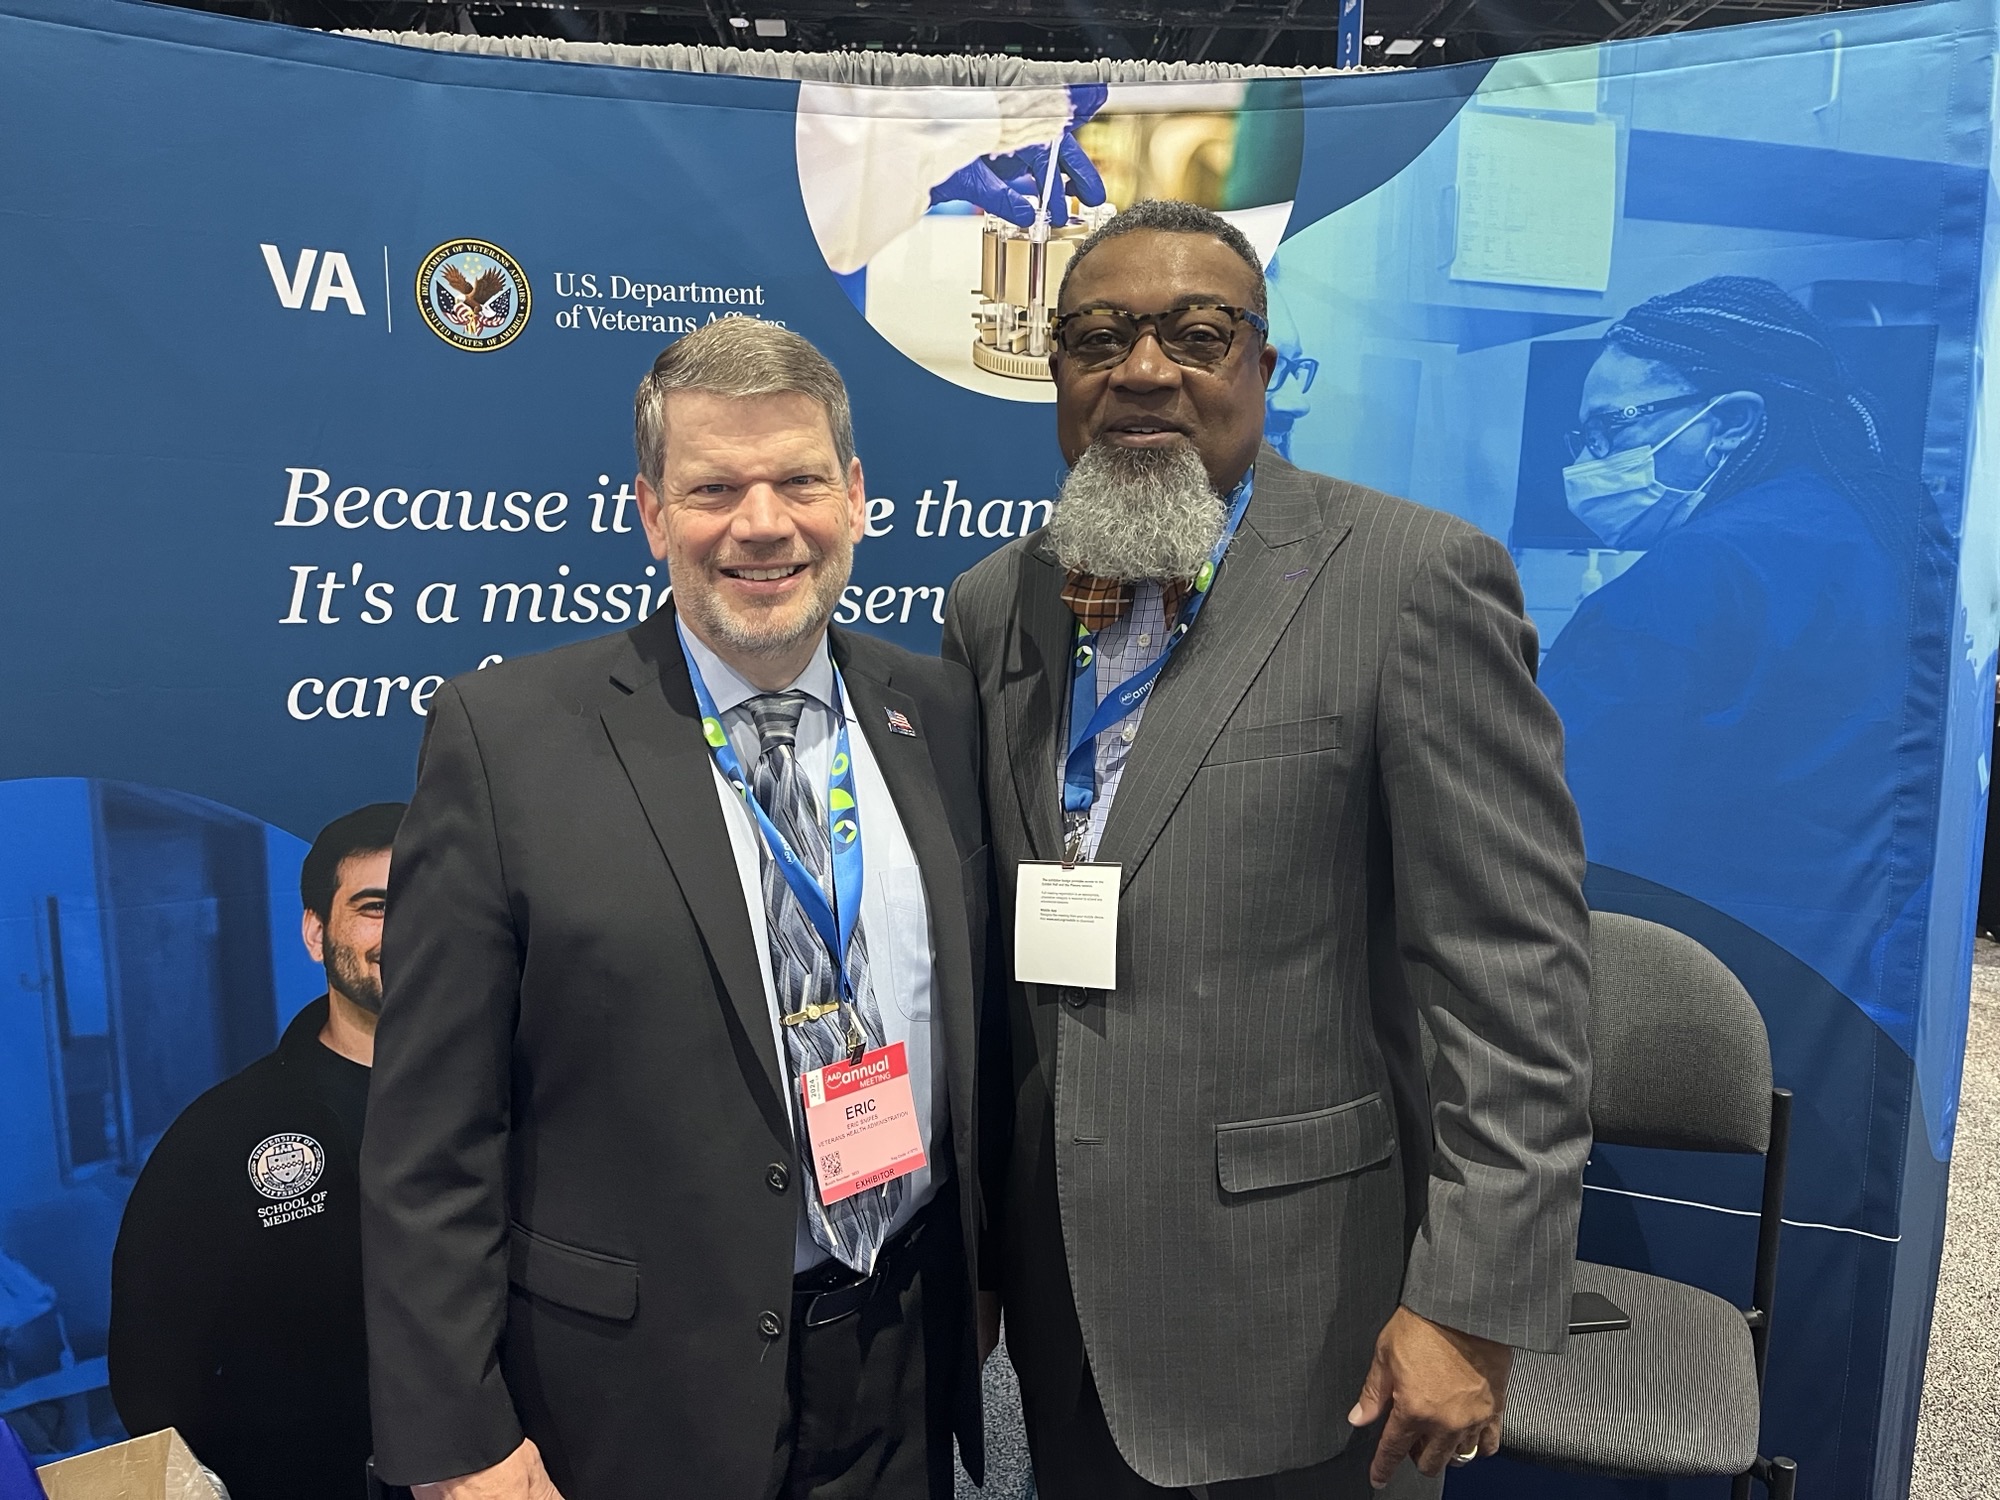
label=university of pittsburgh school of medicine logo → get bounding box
[247,1132,326,1200]
[417,239,530,351]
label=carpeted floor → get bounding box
[960,947,2000,1498]
[1910,940,2000,1498]
[956,1337,1033,1499]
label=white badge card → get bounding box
[1014,861,1122,990]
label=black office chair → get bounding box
[1502,911,1798,1498]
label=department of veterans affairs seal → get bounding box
[247,1133,327,1200]
[417,239,531,351]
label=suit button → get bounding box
[758,1310,784,1340]
[1065,988,1087,1009]
[766,1163,790,1194]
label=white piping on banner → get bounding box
[1582,1183,1901,1244]
[383,247,393,334]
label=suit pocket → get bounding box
[1202,712,1343,767]
[1216,1093,1393,1194]
[507,1221,639,1321]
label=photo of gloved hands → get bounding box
[796,76,1294,401]
[928,83,1108,226]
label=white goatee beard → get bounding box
[1048,440,1227,582]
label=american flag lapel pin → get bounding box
[884,707,918,737]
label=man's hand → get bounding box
[978,1291,1003,1365]
[411,1439,567,1500]
[1346,1306,1512,1487]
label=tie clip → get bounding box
[782,1000,843,1027]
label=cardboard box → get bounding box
[36,1430,225,1500]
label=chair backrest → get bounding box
[1587,911,1772,1154]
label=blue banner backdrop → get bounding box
[1,2,1995,1494]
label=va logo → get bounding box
[260,245,367,316]
[247,1133,327,1201]
[417,239,531,351]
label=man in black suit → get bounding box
[360,318,992,1500]
[943,201,1591,1497]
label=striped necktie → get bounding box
[747,691,901,1273]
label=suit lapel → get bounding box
[600,606,786,1111]
[999,534,1074,863]
[836,636,977,1178]
[1095,452,1352,887]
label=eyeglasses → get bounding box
[1565,394,1703,461]
[1052,302,1269,373]
[1271,351,1318,394]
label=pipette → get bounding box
[1026,132,1063,357]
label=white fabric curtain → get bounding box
[336,32,1340,84]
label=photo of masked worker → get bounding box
[1537,276,1934,1033]
[107,803,407,1500]
[1262,256,1316,460]
[796,78,1300,400]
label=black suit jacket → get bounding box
[360,605,991,1498]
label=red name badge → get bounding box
[799,1042,927,1205]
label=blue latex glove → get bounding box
[930,156,1040,225]
[1065,82,1109,129]
[989,132,1107,227]
[928,83,1109,227]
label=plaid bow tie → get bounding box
[1061,572,1192,634]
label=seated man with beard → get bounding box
[110,803,407,1500]
[942,199,1592,1499]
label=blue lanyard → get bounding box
[679,632,866,1011]
[1062,473,1255,855]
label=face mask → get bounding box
[1562,399,1724,549]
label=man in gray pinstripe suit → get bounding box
[941,201,1593,1498]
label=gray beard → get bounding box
[673,540,850,664]
[1047,441,1226,582]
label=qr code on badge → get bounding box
[821,1151,841,1176]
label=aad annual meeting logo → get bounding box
[417,239,531,351]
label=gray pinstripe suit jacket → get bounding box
[941,448,1593,1488]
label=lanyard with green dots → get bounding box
[1062,471,1254,860]
[679,633,865,1012]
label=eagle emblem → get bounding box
[436,261,511,337]
[415,239,531,351]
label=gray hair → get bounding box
[1057,199,1269,316]
[634,317,856,486]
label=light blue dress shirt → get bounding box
[680,624,943,1273]
[1070,580,1171,862]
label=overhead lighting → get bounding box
[1362,32,1384,45]
[728,15,749,26]
[1432,36,1447,46]
[753,17,786,35]
[1384,37,1421,55]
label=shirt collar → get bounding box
[676,618,837,716]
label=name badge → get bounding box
[1014,860,1121,990]
[799,1043,927,1205]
